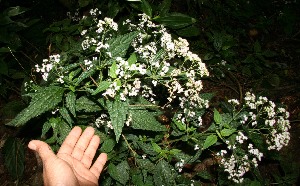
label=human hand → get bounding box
[28,126,107,186]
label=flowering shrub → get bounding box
[7,9,291,185]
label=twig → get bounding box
[122,134,137,157]
[79,64,98,86]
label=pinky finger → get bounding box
[90,153,108,179]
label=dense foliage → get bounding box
[1,0,299,185]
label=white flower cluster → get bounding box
[218,141,264,183]
[175,159,185,172]
[35,54,62,82]
[95,113,113,129]
[243,92,291,151]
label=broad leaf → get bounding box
[3,137,25,180]
[129,110,166,131]
[107,98,128,142]
[203,134,218,150]
[7,86,64,127]
[153,159,176,186]
[107,31,139,58]
[108,161,130,185]
[100,138,116,153]
[141,0,152,17]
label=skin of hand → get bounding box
[28,126,107,186]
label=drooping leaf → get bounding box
[202,134,218,150]
[7,86,64,127]
[153,159,176,186]
[57,119,72,144]
[129,110,166,131]
[3,137,25,180]
[76,96,101,112]
[107,31,139,58]
[106,98,129,142]
[153,13,196,29]
[108,161,130,185]
[66,91,76,117]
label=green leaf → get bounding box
[127,53,137,65]
[100,138,116,153]
[108,161,130,185]
[159,0,172,17]
[66,91,76,117]
[153,159,176,186]
[79,0,92,7]
[107,31,139,58]
[5,6,28,17]
[220,129,236,137]
[3,137,25,180]
[254,41,261,53]
[202,134,218,150]
[92,81,111,95]
[0,59,8,75]
[57,120,72,144]
[76,96,101,112]
[267,74,280,87]
[213,109,222,125]
[176,25,200,37]
[141,0,152,17]
[59,107,73,126]
[75,68,96,86]
[107,98,129,142]
[109,61,117,78]
[7,86,64,127]
[154,13,196,29]
[129,110,166,131]
[152,142,162,152]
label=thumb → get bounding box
[28,140,56,163]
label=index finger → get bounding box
[58,126,82,155]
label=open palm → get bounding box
[28,126,107,186]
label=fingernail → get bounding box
[28,141,36,150]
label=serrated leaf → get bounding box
[129,110,166,131]
[153,159,176,186]
[108,161,130,185]
[202,134,218,150]
[152,142,162,152]
[220,129,236,137]
[92,81,111,95]
[107,98,128,142]
[109,61,117,78]
[59,107,73,126]
[75,68,95,86]
[107,31,139,58]
[136,158,155,171]
[213,109,222,125]
[3,137,25,180]
[154,13,196,29]
[66,91,76,117]
[76,96,101,112]
[7,86,64,127]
